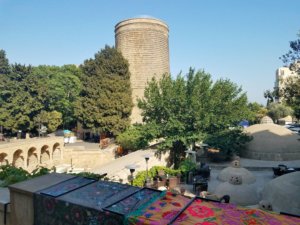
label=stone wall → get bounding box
[0,137,64,172]
[0,137,117,173]
[62,147,116,171]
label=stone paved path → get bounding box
[92,149,169,182]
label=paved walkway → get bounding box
[92,149,169,182]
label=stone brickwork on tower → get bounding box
[115,17,170,123]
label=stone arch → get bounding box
[40,145,50,165]
[0,153,9,166]
[13,149,24,168]
[52,143,61,163]
[27,147,38,170]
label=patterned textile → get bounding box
[33,194,124,225]
[105,188,162,215]
[172,199,300,225]
[39,176,96,197]
[127,192,190,225]
[59,180,140,210]
[34,180,140,225]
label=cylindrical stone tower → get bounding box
[115,17,170,123]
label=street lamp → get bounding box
[125,164,138,186]
[143,154,152,187]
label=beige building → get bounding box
[274,67,297,102]
[115,17,170,123]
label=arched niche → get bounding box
[40,145,50,164]
[0,153,8,166]
[13,149,24,168]
[27,147,38,169]
[52,143,61,163]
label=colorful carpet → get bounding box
[127,191,191,225]
[39,176,96,197]
[172,199,300,225]
[126,195,300,225]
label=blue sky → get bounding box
[1,0,299,105]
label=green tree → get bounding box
[27,65,82,128]
[279,77,300,119]
[280,32,300,74]
[0,63,39,132]
[264,89,278,106]
[247,102,268,124]
[138,69,251,168]
[0,50,11,133]
[267,102,293,123]
[116,125,148,151]
[0,49,10,74]
[75,46,133,136]
[279,32,300,119]
[0,60,80,133]
[34,110,62,133]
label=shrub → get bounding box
[179,159,196,173]
[116,125,148,151]
[0,165,106,187]
[31,167,51,178]
[132,166,181,187]
[0,165,31,187]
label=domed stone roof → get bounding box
[278,115,293,123]
[215,176,259,206]
[241,124,300,161]
[261,172,300,215]
[260,116,274,124]
[218,167,256,184]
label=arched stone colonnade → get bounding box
[0,137,64,172]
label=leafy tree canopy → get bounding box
[279,31,300,119]
[75,45,133,136]
[28,65,82,127]
[267,102,293,123]
[0,60,81,133]
[0,49,10,75]
[137,69,251,168]
[247,102,268,124]
[280,32,300,74]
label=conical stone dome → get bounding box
[260,116,274,124]
[215,175,259,206]
[261,172,300,215]
[218,159,256,184]
[218,167,256,184]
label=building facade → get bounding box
[274,67,297,102]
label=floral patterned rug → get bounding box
[126,194,300,225]
[171,199,300,225]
